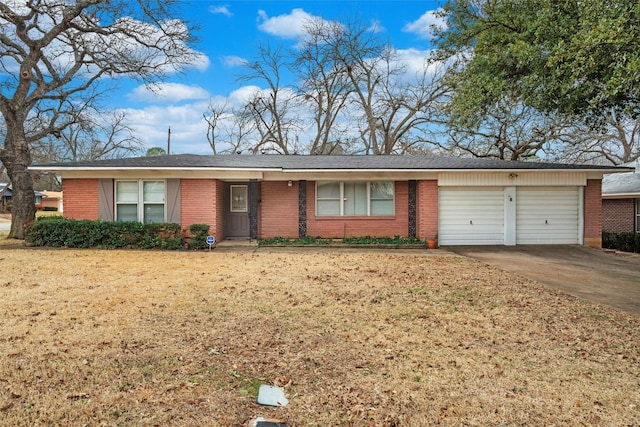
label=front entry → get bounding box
[226,184,250,238]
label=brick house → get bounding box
[602,161,640,233]
[31,154,631,247]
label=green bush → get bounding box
[25,218,201,250]
[186,223,212,250]
[258,235,425,246]
[602,231,640,253]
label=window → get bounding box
[116,180,165,223]
[230,185,248,212]
[316,181,394,216]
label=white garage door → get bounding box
[439,188,505,245]
[516,187,580,244]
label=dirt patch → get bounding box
[0,244,638,426]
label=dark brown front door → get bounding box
[226,184,249,237]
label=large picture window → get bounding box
[316,181,394,216]
[116,180,165,223]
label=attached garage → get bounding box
[516,187,582,244]
[439,183,584,246]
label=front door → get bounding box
[227,184,250,237]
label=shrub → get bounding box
[602,231,640,253]
[25,218,203,250]
[186,223,212,250]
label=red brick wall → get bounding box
[584,179,602,248]
[181,179,223,238]
[305,181,409,238]
[260,181,299,238]
[602,198,635,233]
[416,180,438,241]
[62,179,99,220]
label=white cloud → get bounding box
[209,5,233,17]
[396,48,432,75]
[368,19,386,34]
[403,9,446,40]
[128,83,211,103]
[222,55,248,67]
[120,101,212,154]
[257,8,318,39]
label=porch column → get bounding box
[298,180,307,238]
[408,180,417,238]
[249,179,259,240]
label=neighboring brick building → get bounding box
[602,161,640,234]
[31,155,631,248]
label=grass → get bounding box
[0,241,638,426]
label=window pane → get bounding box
[117,204,138,221]
[143,181,165,203]
[371,181,394,200]
[371,199,394,216]
[344,182,367,215]
[317,200,340,216]
[116,181,138,203]
[144,204,164,223]
[317,182,340,199]
[230,185,248,212]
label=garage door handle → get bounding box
[470,220,473,225]
[545,220,548,224]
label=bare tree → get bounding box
[36,109,143,162]
[204,100,257,154]
[549,111,640,165]
[438,100,562,161]
[0,0,199,238]
[303,18,448,154]
[294,18,354,154]
[203,101,226,155]
[239,44,301,154]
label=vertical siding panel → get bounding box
[166,179,181,224]
[97,179,114,221]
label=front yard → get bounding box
[0,238,638,426]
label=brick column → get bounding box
[417,180,438,241]
[584,179,602,248]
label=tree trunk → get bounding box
[0,122,36,240]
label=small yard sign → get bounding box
[206,235,215,250]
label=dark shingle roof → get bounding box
[31,154,631,172]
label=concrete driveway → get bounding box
[447,245,640,314]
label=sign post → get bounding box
[206,235,216,251]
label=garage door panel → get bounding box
[439,188,504,245]
[516,187,580,244]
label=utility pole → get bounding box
[167,127,171,155]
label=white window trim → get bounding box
[115,179,167,223]
[315,181,395,217]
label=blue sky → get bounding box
[115,1,443,154]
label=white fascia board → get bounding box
[282,168,629,174]
[603,193,640,199]
[29,166,282,172]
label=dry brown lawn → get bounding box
[0,235,638,426]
